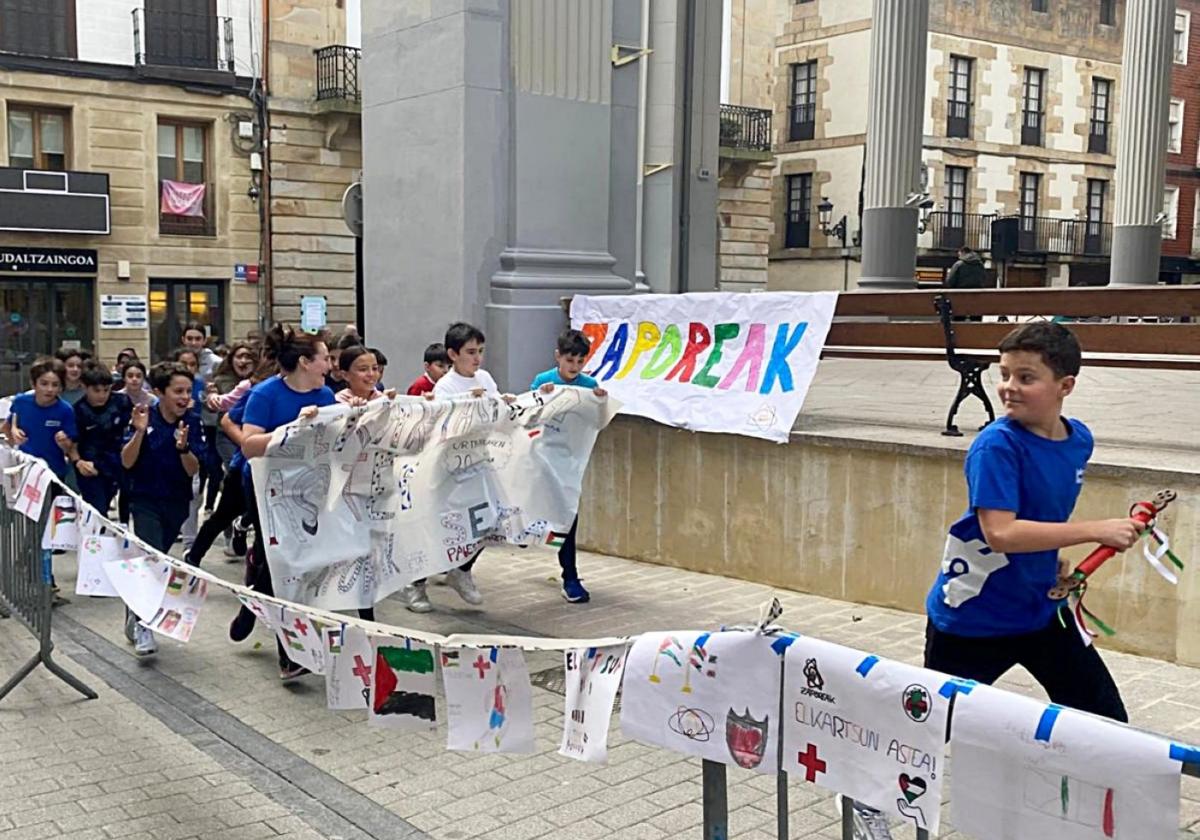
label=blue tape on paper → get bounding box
[695,632,711,649]
[938,678,977,699]
[1034,704,1063,742]
[856,655,880,677]
[1170,743,1200,763]
[488,647,498,663]
[770,633,799,655]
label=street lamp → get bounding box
[916,197,936,233]
[819,198,850,290]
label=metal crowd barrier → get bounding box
[0,488,96,702]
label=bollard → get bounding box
[702,759,729,840]
[0,485,96,702]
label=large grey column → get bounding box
[1111,0,1175,286]
[858,0,929,290]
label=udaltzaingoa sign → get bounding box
[570,292,837,442]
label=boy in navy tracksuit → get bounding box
[72,363,132,517]
[121,361,207,656]
[924,322,1142,722]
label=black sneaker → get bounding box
[231,530,247,557]
[228,607,256,643]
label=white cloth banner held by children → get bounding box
[251,390,617,610]
[950,683,1182,840]
[621,630,782,773]
[570,291,837,442]
[781,637,949,835]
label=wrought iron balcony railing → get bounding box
[719,104,772,152]
[315,45,362,103]
[132,8,234,73]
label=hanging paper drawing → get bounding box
[368,637,438,730]
[950,683,1181,840]
[780,637,949,834]
[237,594,279,631]
[621,630,781,773]
[275,608,331,674]
[13,462,51,521]
[326,624,375,711]
[558,643,628,763]
[102,554,172,622]
[144,568,208,642]
[443,646,535,753]
[74,535,120,597]
[40,495,78,551]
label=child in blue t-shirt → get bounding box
[530,328,607,604]
[4,356,77,478]
[924,322,1142,722]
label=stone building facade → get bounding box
[768,0,1141,291]
[1163,0,1200,280]
[0,0,263,391]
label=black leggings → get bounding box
[188,468,246,565]
[924,616,1128,722]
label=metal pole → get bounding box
[776,653,789,840]
[702,759,729,840]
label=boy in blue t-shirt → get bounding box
[73,362,132,517]
[530,328,607,604]
[924,322,1142,722]
[3,356,77,478]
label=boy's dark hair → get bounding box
[998,321,1082,378]
[149,361,194,392]
[81,364,114,388]
[172,346,199,363]
[183,321,207,339]
[556,329,591,357]
[29,356,66,387]
[55,347,91,364]
[445,322,485,353]
[369,347,388,367]
[336,332,362,351]
[423,343,449,365]
[121,360,147,379]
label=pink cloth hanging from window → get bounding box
[160,179,206,217]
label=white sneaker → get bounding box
[124,609,137,644]
[402,582,433,613]
[446,568,483,605]
[134,625,158,657]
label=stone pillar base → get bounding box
[858,207,919,289]
[1110,226,1163,286]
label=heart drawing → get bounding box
[899,773,928,804]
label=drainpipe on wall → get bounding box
[258,0,272,329]
[678,0,695,294]
[633,0,650,291]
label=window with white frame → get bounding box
[1163,185,1179,239]
[1193,189,1200,253]
[1169,99,1185,153]
[1176,11,1190,64]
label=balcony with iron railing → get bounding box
[315,45,362,113]
[132,8,235,78]
[158,180,214,237]
[923,211,1111,257]
[719,104,772,161]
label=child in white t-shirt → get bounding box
[407,322,510,612]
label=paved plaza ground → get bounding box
[4,535,1200,840]
[1,359,1198,839]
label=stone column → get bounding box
[857,0,929,290]
[1111,0,1176,286]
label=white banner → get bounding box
[781,636,949,834]
[570,291,837,442]
[251,390,617,611]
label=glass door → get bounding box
[0,279,93,396]
[149,279,225,362]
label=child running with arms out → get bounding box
[121,362,207,656]
[924,321,1144,721]
[530,328,607,603]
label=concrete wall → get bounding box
[580,416,1200,664]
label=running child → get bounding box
[924,322,1143,722]
[72,363,132,517]
[530,328,608,603]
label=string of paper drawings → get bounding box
[2,390,1196,839]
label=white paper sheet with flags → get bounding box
[950,683,1182,840]
[781,636,950,835]
[443,646,535,753]
[250,390,617,610]
[570,291,837,442]
[325,624,374,711]
[621,630,782,773]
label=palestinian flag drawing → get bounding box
[545,531,569,548]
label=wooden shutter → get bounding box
[145,0,217,69]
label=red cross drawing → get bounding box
[352,655,372,686]
[797,743,827,783]
[293,618,309,636]
[473,655,491,679]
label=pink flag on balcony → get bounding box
[160,179,206,217]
